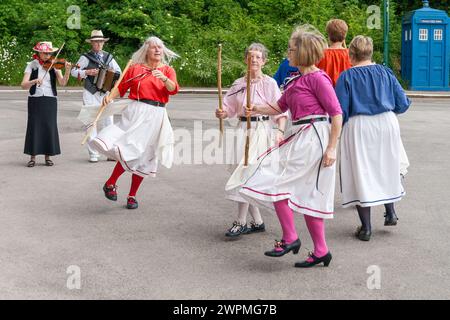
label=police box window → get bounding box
[419,29,428,41]
[434,29,443,41]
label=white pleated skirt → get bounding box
[89,100,174,178]
[225,119,273,203]
[340,111,407,208]
[239,116,336,219]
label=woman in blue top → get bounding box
[335,36,411,241]
[273,58,299,89]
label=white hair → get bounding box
[131,36,179,65]
[245,43,269,61]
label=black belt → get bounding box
[239,116,269,122]
[137,99,166,107]
[292,117,328,125]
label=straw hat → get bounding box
[32,41,58,53]
[86,30,110,43]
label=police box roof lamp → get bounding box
[422,0,429,7]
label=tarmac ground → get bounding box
[0,90,449,299]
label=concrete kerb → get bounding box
[1,86,450,98]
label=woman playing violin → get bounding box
[21,41,71,167]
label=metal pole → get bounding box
[383,0,389,67]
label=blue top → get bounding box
[273,58,300,88]
[335,64,411,123]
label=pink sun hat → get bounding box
[32,41,59,53]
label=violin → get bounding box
[42,56,79,70]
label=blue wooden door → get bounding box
[416,25,446,88]
[429,26,445,87]
[416,26,430,87]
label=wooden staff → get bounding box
[81,59,133,145]
[244,54,251,166]
[217,44,224,136]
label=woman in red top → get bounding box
[89,36,179,209]
[316,19,352,87]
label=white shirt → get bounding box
[71,51,122,104]
[24,60,56,97]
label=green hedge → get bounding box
[0,0,448,86]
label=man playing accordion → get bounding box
[71,30,122,163]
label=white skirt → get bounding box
[225,119,274,203]
[89,100,174,178]
[239,116,336,219]
[340,111,407,208]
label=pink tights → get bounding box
[273,199,329,259]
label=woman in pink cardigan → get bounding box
[216,43,288,238]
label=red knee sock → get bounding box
[106,162,125,186]
[129,174,143,197]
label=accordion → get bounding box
[94,67,120,93]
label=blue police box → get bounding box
[401,1,450,91]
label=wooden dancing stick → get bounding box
[81,59,133,145]
[244,54,251,167]
[217,44,224,136]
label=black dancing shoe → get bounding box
[384,212,398,226]
[126,196,138,209]
[294,251,332,268]
[103,183,117,201]
[225,221,248,237]
[264,238,301,257]
[243,221,266,234]
[355,226,371,241]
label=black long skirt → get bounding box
[24,96,61,156]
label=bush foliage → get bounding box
[0,0,448,86]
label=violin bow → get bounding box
[38,42,65,87]
[244,54,251,167]
[217,44,224,138]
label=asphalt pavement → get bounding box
[0,91,449,299]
